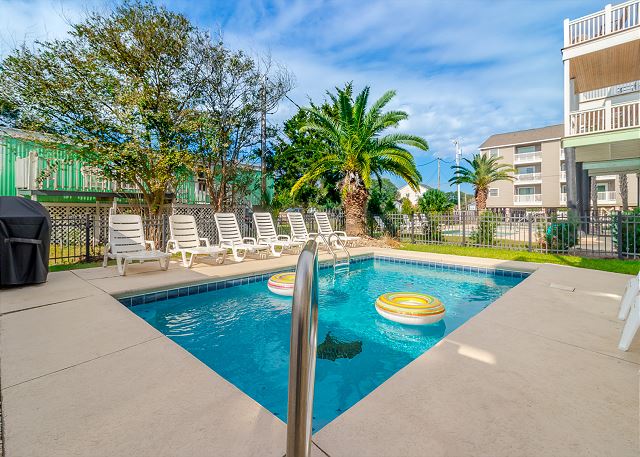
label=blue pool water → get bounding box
[129,258,525,430]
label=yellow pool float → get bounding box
[375,292,445,325]
[268,272,296,296]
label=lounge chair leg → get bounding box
[102,243,110,267]
[160,256,169,271]
[619,298,640,351]
[619,279,639,320]
[232,248,246,262]
[116,256,127,276]
[181,251,189,268]
[187,253,196,269]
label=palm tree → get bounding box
[291,85,427,235]
[449,154,514,211]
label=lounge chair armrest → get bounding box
[199,237,210,248]
[166,239,177,253]
[333,231,347,237]
[277,234,291,242]
[309,232,318,238]
[145,240,156,251]
[257,236,272,245]
[243,237,257,245]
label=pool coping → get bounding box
[1,247,637,457]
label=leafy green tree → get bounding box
[449,154,514,211]
[292,84,427,235]
[269,106,342,210]
[400,197,414,215]
[0,2,208,216]
[417,189,454,213]
[190,46,292,211]
[367,178,398,215]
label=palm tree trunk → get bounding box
[343,186,369,236]
[475,187,488,211]
[619,173,629,211]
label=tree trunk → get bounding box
[475,186,488,211]
[343,185,369,236]
[619,173,629,211]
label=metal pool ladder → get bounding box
[286,239,320,457]
[313,233,350,273]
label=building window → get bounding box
[596,184,607,193]
[489,188,499,197]
[517,187,535,195]
[489,148,499,158]
[517,166,536,175]
[516,144,540,154]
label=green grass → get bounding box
[49,260,114,272]
[399,243,640,275]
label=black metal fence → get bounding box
[49,209,639,265]
[49,210,346,265]
[374,212,640,259]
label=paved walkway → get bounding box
[0,248,638,456]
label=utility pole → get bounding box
[260,77,267,205]
[437,158,441,191]
[452,139,462,211]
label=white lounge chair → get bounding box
[103,214,170,276]
[253,212,303,257]
[287,212,322,245]
[618,272,640,320]
[214,213,270,262]
[166,215,226,268]
[314,212,361,247]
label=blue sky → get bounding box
[0,0,607,191]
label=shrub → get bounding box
[470,211,498,246]
[545,218,579,252]
[611,208,640,256]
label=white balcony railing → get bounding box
[560,171,567,181]
[561,193,568,203]
[513,151,542,163]
[597,190,617,202]
[566,0,639,46]
[569,101,639,135]
[515,172,542,182]
[514,194,542,205]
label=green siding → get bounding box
[0,133,272,206]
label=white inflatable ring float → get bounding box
[268,272,296,296]
[375,292,445,325]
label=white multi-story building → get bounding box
[480,1,639,212]
[480,124,638,210]
[397,183,432,205]
[562,1,639,214]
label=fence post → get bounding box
[410,215,415,244]
[84,213,91,262]
[461,212,466,247]
[527,215,533,252]
[617,212,623,259]
[162,214,168,252]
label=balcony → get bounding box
[561,193,568,203]
[514,172,542,183]
[514,194,542,205]
[565,0,640,47]
[560,171,567,181]
[568,101,640,135]
[513,151,542,164]
[597,190,617,203]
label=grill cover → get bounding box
[0,197,51,286]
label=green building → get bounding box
[0,127,272,208]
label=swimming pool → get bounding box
[125,256,527,430]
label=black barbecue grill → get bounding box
[0,197,51,286]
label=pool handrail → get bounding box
[286,239,320,457]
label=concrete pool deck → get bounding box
[0,248,638,456]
